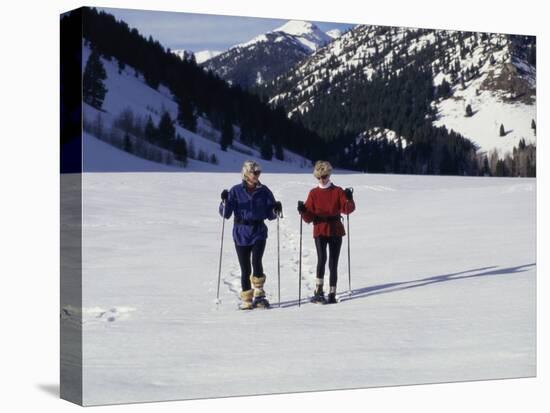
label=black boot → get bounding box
[311,285,327,304]
[327,287,337,304]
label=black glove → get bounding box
[274,201,283,214]
[344,188,354,201]
[297,201,306,213]
[221,189,229,201]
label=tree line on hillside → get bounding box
[298,65,483,175]
[261,26,535,177]
[72,8,535,177]
[79,7,327,163]
[83,108,221,167]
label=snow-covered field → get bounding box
[61,164,536,405]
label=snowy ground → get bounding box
[433,88,536,155]
[62,167,536,405]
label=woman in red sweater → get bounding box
[298,161,355,304]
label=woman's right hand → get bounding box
[221,189,229,201]
[297,201,306,213]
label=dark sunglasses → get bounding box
[318,174,330,180]
[252,170,261,176]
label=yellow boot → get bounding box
[239,289,253,310]
[250,275,270,308]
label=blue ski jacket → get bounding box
[219,181,277,246]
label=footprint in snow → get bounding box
[60,305,136,324]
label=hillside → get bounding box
[77,7,328,172]
[261,25,536,173]
[82,44,312,173]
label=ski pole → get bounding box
[298,205,303,307]
[216,201,226,304]
[346,209,351,295]
[345,188,353,296]
[277,212,281,307]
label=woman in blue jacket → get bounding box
[220,161,282,309]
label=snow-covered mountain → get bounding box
[172,49,222,64]
[202,20,336,88]
[193,50,222,64]
[171,49,195,62]
[265,20,333,52]
[265,25,536,156]
[326,28,343,39]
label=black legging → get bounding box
[235,240,267,291]
[314,236,343,288]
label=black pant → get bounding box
[314,236,343,288]
[235,240,266,291]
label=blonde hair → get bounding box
[241,160,262,180]
[313,160,333,178]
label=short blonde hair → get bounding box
[241,160,262,179]
[313,160,333,178]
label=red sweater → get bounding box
[301,184,355,237]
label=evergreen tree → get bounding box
[482,155,490,176]
[220,115,234,151]
[173,135,188,164]
[144,115,157,143]
[157,111,176,147]
[123,132,132,153]
[499,124,505,136]
[83,49,108,109]
[437,78,451,99]
[275,142,284,161]
[260,136,273,160]
[177,98,197,132]
[465,104,473,117]
[115,108,135,135]
[187,138,196,159]
[495,159,506,176]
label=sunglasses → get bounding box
[251,170,261,176]
[318,175,330,180]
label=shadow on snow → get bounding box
[277,263,535,308]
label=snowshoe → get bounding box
[311,284,327,304]
[252,296,270,309]
[326,292,337,304]
[310,291,327,304]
